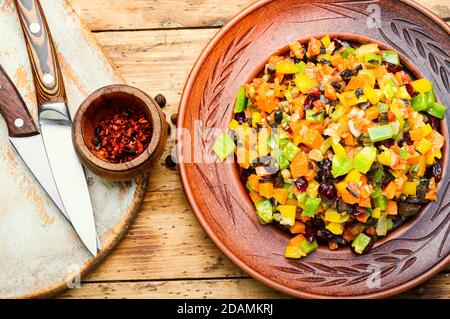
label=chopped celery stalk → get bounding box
[374,168,384,184]
[212,132,236,161]
[332,154,353,178]
[282,142,300,162]
[234,86,248,113]
[427,102,447,119]
[381,50,400,65]
[364,53,381,67]
[330,105,345,122]
[342,46,356,58]
[353,146,377,174]
[271,149,290,170]
[376,102,389,113]
[411,93,428,111]
[276,61,305,74]
[376,213,388,236]
[299,239,318,255]
[374,195,388,210]
[302,197,322,216]
[255,199,273,225]
[371,186,383,199]
[305,109,325,123]
[352,233,371,254]
[426,85,436,105]
[368,125,394,142]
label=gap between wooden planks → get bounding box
[62,0,449,298]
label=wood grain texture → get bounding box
[0,65,39,137]
[64,0,450,298]
[67,0,450,31]
[14,0,67,106]
[60,273,450,299]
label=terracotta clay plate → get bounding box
[178,0,450,298]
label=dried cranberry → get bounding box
[426,114,440,131]
[234,111,247,124]
[304,226,317,243]
[426,160,442,182]
[318,158,332,179]
[304,95,316,111]
[382,61,403,73]
[294,177,308,192]
[239,167,254,184]
[318,183,337,201]
[352,207,367,218]
[399,132,413,146]
[405,83,415,96]
[375,139,394,148]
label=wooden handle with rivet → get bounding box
[14,0,67,107]
[0,65,39,137]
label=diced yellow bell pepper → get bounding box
[286,198,298,206]
[284,245,306,259]
[338,91,367,107]
[345,169,362,183]
[293,134,302,146]
[355,43,379,57]
[371,208,381,219]
[411,79,432,93]
[251,112,262,128]
[409,128,424,141]
[295,73,319,94]
[336,181,347,194]
[331,142,346,157]
[396,86,412,100]
[402,182,417,196]
[358,69,376,88]
[278,205,297,218]
[257,129,269,156]
[426,149,442,165]
[378,149,393,166]
[420,124,433,137]
[321,35,331,48]
[416,139,432,155]
[326,222,344,235]
[325,210,349,223]
[228,119,239,130]
[363,84,380,105]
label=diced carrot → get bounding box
[341,190,360,205]
[387,111,397,122]
[292,96,306,115]
[304,169,317,182]
[290,153,309,178]
[309,123,324,134]
[249,192,262,203]
[384,181,397,200]
[248,174,260,192]
[273,188,289,205]
[288,234,306,247]
[365,106,379,120]
[386,200,398,215]
[290,221,306,234]
[345,77,364,91]
[359,197,372,208]
[302,129,323,149]
[274,72,284,85]
[259,182,274,199]
[344,134,357,146]
[324,84,337,100]
[409,129,423,141]
[360,175,368,185]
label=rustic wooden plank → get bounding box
[61,273,450,298]
[84,188,246,281]
[67,0,450,31]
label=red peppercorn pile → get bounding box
[92,108,152,163]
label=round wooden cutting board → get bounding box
[0,0,147,298]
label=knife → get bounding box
[0,65,67,216]
[14,0,98,256]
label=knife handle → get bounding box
[14,0,66,107]
[0,66,39,137]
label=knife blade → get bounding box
[0,65,66,216]
[14,0,98,256]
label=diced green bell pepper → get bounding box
[331,154,353,178]
[299,239,318,255]
[376,102,389,113]
[426,84,436,105]
[381,78,398,100]
[330,105,345,122]
[302,197,322,216]
[271,149,290,170]
[282,141,300,162]
[386,218,394,231]
[352,233,372,254]
[267,134,289,150]
[342,46,356,58]
[255,199,273,225]
[246,182,254,193]
[212,132,236,161]
[364,53,381,67]
[233,86,248,113]
[305,109,325,123]
[399,149,410,160]
[411,92,428,111]
[427,102,447,119]
[374,194,387,210]
[368,125,394,142]
[381,50,400,65]
[353,146,377,174]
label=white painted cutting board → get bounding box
[0,0,147,298]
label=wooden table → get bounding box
[60,0,450,299]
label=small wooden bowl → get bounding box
[73,84,168,181]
